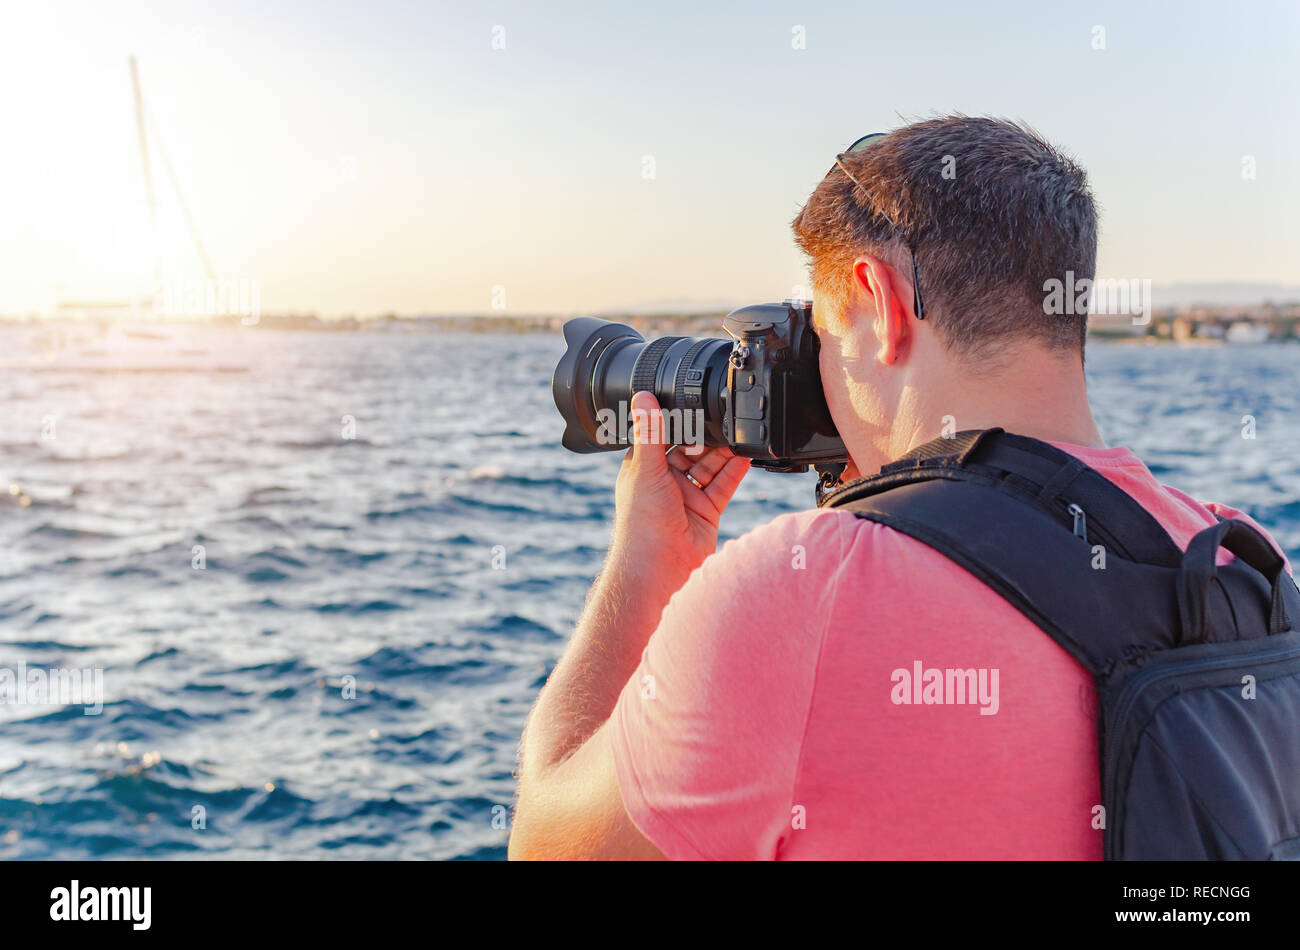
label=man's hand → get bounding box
[613,390,750,584]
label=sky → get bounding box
[0,0,1296,318]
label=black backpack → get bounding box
[819,429,1300,860]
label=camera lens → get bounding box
[552,317,731,452]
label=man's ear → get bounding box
[852,256,910,365]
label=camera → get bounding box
[552,300,848,486]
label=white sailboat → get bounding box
[15,57,248,373]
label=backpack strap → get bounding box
[825,429,1186,567]
[819,430,1188,676]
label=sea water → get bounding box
[0,325,1296,859]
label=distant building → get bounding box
[1226,321,1270,344]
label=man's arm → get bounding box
[509,542,681,860]
[509,391,749,859]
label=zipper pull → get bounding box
[1068,503,1087,541]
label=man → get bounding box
[508,116,1288,859]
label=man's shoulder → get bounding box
[718,507,849,556]
[705,505,946,586]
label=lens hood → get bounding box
[552,317,643,452]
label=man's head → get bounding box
[792,116,1103,472]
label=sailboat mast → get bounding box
[129,55,161,284]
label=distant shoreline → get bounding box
[4,305,1299,343]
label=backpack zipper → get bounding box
[1067,503,1087,541]
[1057,498,1131,558]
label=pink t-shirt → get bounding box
[610,443,1290,859]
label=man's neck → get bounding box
[877,358,1106,468]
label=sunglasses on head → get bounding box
[825,133,925,321]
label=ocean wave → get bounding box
[24,523,123,542]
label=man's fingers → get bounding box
[667,445,733,481]
[630,391,666,444]
[704,455,750,509]
[679,440,708,458]
[629,391,669,473]
[685,448,736,487]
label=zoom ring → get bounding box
[630,337,678,397]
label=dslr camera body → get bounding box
[553,300,849,491]
[716,301,846,471]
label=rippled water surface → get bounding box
[1,325,1297,859]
